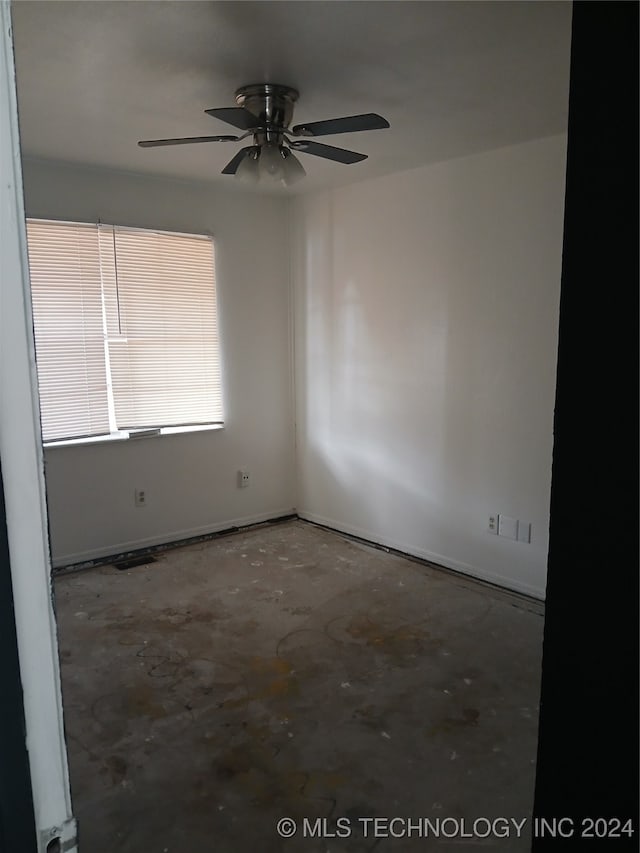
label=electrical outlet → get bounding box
[238,469,250,488]
[488,514,498,534]
[134,488,146,507]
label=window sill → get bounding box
[43,423,224,449]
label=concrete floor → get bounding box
[54,519,544,853]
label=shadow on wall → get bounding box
[295,196,467,553]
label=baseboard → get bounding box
[297,510,546,602]
[51,507,297,571]
[53,507,546,603]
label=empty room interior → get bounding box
[7,1,574,851]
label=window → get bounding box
[25,219,223,443]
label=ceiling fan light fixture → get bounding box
[281,148,306,185]
[259,142,287,180]
[234,143,306,186]
[235,148,260,184]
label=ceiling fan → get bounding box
[138,83,390,186]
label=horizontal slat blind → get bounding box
[26,220,110,441]
[106,227,222,429]
[25,220,222,442]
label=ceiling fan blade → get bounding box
[138,135,238,147]
[221,146,257,175]
[289,140,367,164]
[291,113,389,137]
[205,107,262,130]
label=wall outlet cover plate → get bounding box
[497,514,518,540]
[517,520,532,543]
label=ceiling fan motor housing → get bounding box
[235,83,299,142]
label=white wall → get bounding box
[22,159,295,566]
[291,135,567,599]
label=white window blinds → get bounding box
[26,220,110,441]
[26,219,223,442]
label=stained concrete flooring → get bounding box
[54,519,544,853]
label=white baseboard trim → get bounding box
[51,507,297,569]
[297,510,546,601]
[53,508,546,601]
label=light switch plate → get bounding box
[497,514,518,540]
[517,520,531,544]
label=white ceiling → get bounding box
[10,0,572,195]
